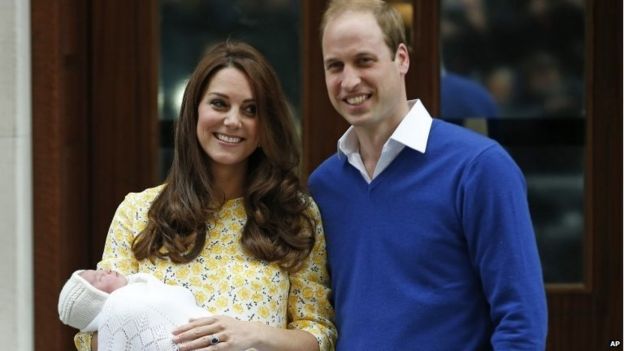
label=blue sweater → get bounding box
[309,120,547,350]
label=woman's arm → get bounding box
[73,192,146,350]
[73,333,90,351]
[97,191,144,274]
[172,316,318,351]
[250,323,318,351]
[285,200,336,350]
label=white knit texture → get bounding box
[95,273,208,351]
[99,307,178,351]
[58,270,109,331]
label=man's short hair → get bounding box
[320,0,408,57]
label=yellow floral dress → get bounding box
[75,185,336,350]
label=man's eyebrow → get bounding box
[324,58,340,66]
[355,52,375,58]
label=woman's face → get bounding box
[80,269,127,293]
[196,67,260,176]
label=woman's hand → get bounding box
[172,315,262,351]
[172,315,319,351]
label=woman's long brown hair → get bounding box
[132,41,315,272]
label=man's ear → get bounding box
[395,43,410,75]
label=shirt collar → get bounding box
[337,99,433,157]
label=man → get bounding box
[308,1,548,350]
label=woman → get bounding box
[74,41,336,351]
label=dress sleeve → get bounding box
[96,192,143,275]
[287,199,337,351]
[73,333,92,351]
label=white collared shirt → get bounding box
[337,99,433,183]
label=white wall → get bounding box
[0,0,33,350]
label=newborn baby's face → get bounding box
[80,269,128,293]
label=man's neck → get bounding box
[354,101,409,177]
[356,131,387,177]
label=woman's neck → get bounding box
[211,165,246,200]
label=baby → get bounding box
[58,269,209,350]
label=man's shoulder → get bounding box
[430,120,521,176]
[309,153,343,182]
[430,119,501,153]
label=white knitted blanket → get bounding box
[90,273,208,351]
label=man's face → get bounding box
[322,11,409,130]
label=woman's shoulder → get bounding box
[298,192,321,219]
[120,184,166,209]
